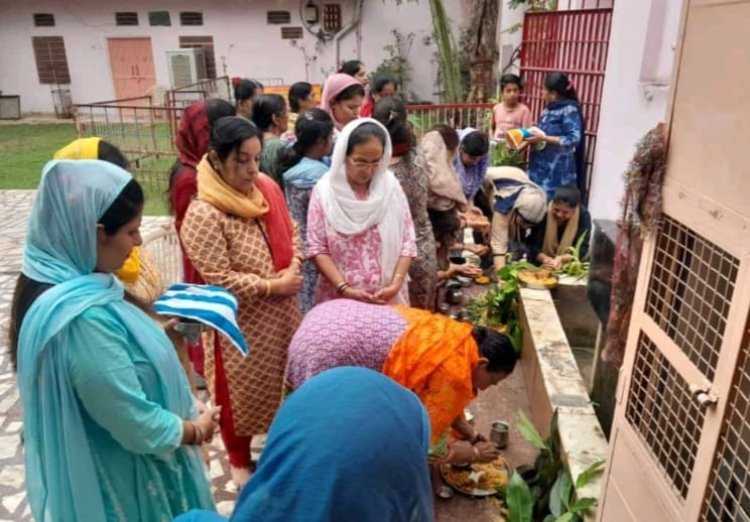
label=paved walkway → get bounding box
[0,191,237,520]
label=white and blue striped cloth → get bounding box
[153,283,249,356]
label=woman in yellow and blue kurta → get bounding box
[9,159,218,521]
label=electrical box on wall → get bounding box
[0,95,21,119]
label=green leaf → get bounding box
[549,473,564,517]
[506,471,535,522]
[543,516,556,522]
[569,497,597,513]
[554,513,576,522]
[575,460,606,489]
[550,469,573,516]
[517,411,549,451]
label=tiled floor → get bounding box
[0,190,536,521]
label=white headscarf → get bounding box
[316,118,407,287]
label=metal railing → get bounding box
[406,103,494,139]
[73,76,233,197]
[73,95,179,194]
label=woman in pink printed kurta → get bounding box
[307,118,417,306]
[307,186,416,303]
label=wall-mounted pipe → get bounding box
[334,0,364,68]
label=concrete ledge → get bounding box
[519,287,609,518]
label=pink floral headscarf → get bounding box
[321,73,363,130]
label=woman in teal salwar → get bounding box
[9,159,219,521]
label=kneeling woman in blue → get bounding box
[527,71,586,200]
[9,160,218,521]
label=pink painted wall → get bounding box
[587,0,684,219]
[0,0,468,113]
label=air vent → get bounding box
[267,11,291,24]
[149,11,171,26]
[115,12,139,26]
[281,26,303,40]
[33,13,55,27]
[180,12,203,26]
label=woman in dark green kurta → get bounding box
[253,94,289,187]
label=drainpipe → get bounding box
[335,0,364,67]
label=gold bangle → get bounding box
[265,279,272,297]
[336,282,349,295]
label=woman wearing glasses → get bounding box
[306,118,417,305]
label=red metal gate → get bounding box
[520,3,613,200]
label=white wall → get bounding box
[587,0,684,219]
[0,0,465,113]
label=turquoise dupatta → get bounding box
[18,160,213,521]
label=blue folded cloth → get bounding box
[153,284,249,356]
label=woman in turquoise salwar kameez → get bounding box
[9,159,219,521]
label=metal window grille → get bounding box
[32,36,70,84]
[626,332,706,499]
[149,11,171,27]
[267,11,291,24]
[179,12,203,26]
[645,215,739,381]
[33,13,55,27]
[323,4,342,32]
[701,316,750,521]
[179,36,216,79]
[115,12,139,26]
[281,26,303,40]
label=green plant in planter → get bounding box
[503,411,605,521]
[465,260,533,351]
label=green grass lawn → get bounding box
[0,123,77,189]
[0,123,170,215]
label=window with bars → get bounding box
[323,4,342,32]
[149,11,171,26]
[179,36,217,79]
[701,316,750,520]
[267,11,291,24]
[281,27,303,40]
[625,332,706,499]
[180,12,203,26]
[33,13,55,27]
[115,12,139,26]
[645,215,739,381]
[31,36,70,84]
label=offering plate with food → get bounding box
[517,268,559,290]
[441,457,510,497]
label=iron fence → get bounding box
[406,103,494,140]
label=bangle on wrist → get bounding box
[336,282,350,295]
[264,279,272,297]
[190,421,203,445]
[472,446,480,462]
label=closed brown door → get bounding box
[107,37,156,100]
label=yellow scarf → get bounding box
[542,203,580,256]
[116,246,142,284]
[53,137,102,161]
[196,156,269,218]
